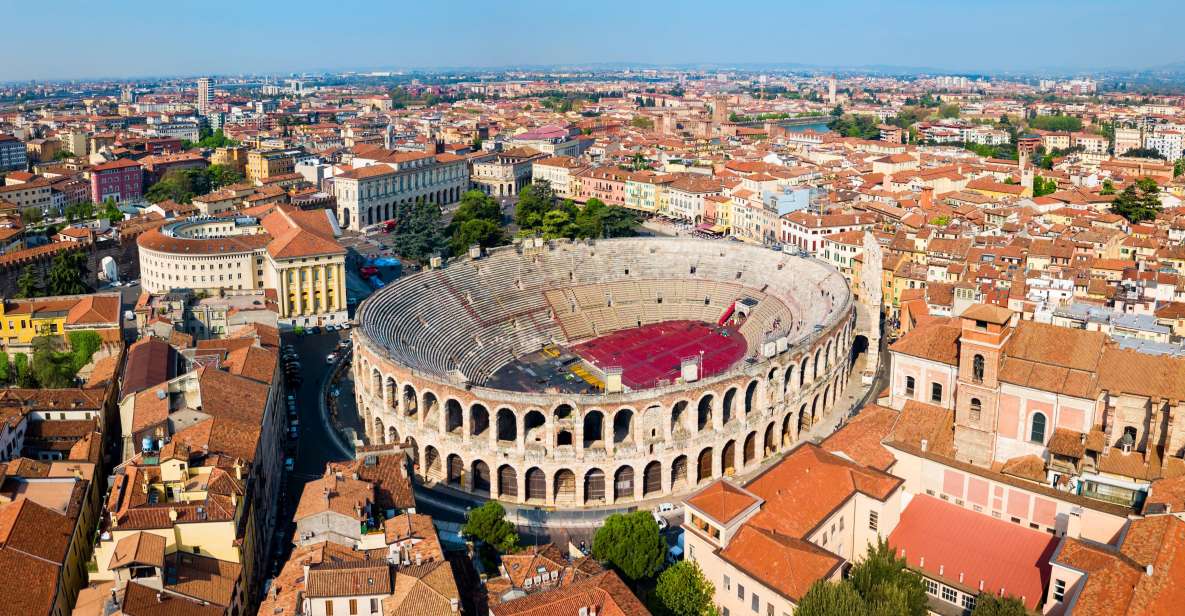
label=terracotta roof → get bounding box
[888,319,961,365]
[295,472,375,522]
[684,480,760,525]
[489,570,648,616]
[720,524,842,602]
[120,581,223,616]
[306,560,392,598]
[888,494,1057,611]
[108,531,166,570]
[821,404,899,471]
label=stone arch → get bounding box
[641,404,665,444]
[583,410,605,448]
[612,408,635,445]
[387,425,399,446]
[697,393,714,432]
[554,403,575,421]
[446,454,463,486]
[385,376,398,411]
[799,402,810,433]
[584,469,606,504]
[722,388,737,425]
[554,469,576,505]
[810,394,820,425]
[556,427,573,447]
[782,412,795,447]
[470,403,489,438]
[496,408,517,442]
[722,439,737,475]
[744,380,758,416]
[696,447,713,484]
[743,431,758,466]
[643,461,662,497]
[471,460,491,494]
[497,465,518,499]
[614,465,635,501]
[813,348,822,381]
[525,467,546,502]
[370,368,382,398]
[763,422,776,457]
[445,399,463,434]
[403,434,419,469]
[671,400,690,437]
[402,384,418,416]
[373,416,385,443]
[424,446,442,481]
[671,455,689,493]
[523,410,546,447]
[799,358,808,387]
[784,363,795,396]
[823,385,832,414]
[421,391,439,423]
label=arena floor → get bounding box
[572,320,747,390]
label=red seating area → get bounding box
[572,320,747,389]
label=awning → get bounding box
[710,225,729,234]
[695,222,715,231]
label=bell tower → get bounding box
[953,304,1015,467]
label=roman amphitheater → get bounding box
[353,237,859,509]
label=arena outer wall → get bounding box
[351,238,857,509]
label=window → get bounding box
[972,354,985,383]
[931,382,943,403]
[737,584,745,600]
[941,586,957,603]
[970,398,982,422]
[905,376,915,397]
[868,510,879,532]
[961,594,977,611]
[325,601,334,616]
[724,575,730,590]
[1054,579,1066,601]
[1030,412,1047,443]
[752,593,760,612]
[349,599,357,615]
[925,579,938,595]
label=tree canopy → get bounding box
[654,560,717,616]
[391,198,446,263]
[1028,114,1083,132]
[592,511,666,582]
[47,251,89,296]
[1033,176,1058,198]
[516,182,639,240]
[28,331,101,389]
[461,500,519,554]
[1110,177,1163,223]
[794,539,926,616]
[145,164,243,204]
[970,594,1028,616]
[447,190,505,256]
[828,114,881,139]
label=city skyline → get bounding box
[3,0,1184,81]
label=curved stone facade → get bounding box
[353,237,856,508]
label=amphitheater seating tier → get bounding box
[359,238,849,384]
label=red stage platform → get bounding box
[572,320,747,390]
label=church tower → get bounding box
[1019,148,1034,197]
[952,304,1015,467]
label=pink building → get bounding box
[90,158,143,204]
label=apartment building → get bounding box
[332,145,469,231]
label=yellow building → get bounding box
[211,145,249,176]
[0,292,122,352]
[246,149,298,182]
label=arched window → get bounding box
[969,398,982,422]
[905,376,916,398]
[972,355,985,383]
[930,382,943,404]
[1030,413,1047,444]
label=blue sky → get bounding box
[2,0,1182,80]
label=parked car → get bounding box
[326,353,338,364]
[284,458,295,471]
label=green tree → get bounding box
[971,594,1028,616]
[830,104,844,117]
[1110,179,1163,223]
[67,330,102,373]
[1122,147,1166,160]
[47,251,89,296]
[592,511,666,582]
[848,539,927,616]
[449,219,503,256]
[15,266,40,298]
[461,501,519,553]
[1029,114,1083,132]
[13,353,33,388]
[31,336,76,388]
[515,181,559,231]
[795,580,868,616]
[938,103,960,118]
[196,129,238,149]
[64,201,95,222]
[828,114,880,139]
[101,198,124,223]
[1033,176,1058,197]
[392,198,446,262]
[1101,178,1115,195]
[207,164,244,189]
[1175,158,1185,178]
[631,116,654,130]
[0,351,9,384]
[20,207,42,225]
[654,560,717,616]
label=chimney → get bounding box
[921,186,934,210]
[450,598,459,612]
[167,508,178,521]
[1145,564,1154,576]
[920,438,929,453]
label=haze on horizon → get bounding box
[2,0,1181,81]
